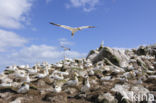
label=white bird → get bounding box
[0,83,12,89]
[15,70,26,78]
[50,73,64,80]
[41,62,50,68]
[88,69,94,76]
[6,65,17,71]
[50,22,95,36]
[55,63,63,68]
[53,70,69,76]
[53,85,62,93]
[81,76,90,92]
[64,75,78,86]
[11,82,22,91]
[23,74,30,83]
[18,65,28,69]
[27,67,37,75]
[61,45,71,60]
[17,82,29,94]
[0,73,13,83]
[36,69,49,79]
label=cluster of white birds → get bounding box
[0,59,95,94]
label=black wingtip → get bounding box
[49,22,55,25]
[91,26,96,28]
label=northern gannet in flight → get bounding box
[49,22,95,36]
[61,45,71,60]
[61,46,70,51]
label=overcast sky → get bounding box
[0,0,156,70]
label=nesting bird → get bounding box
[36,68,49,79]
[81,75,90,92]
[64,73,79,86]
[27,67,38,75]
[50,22,95,36]
[15,70,26,78]
[6,65,17,71]
[53,70,69,76]
[53,85,62,93]
[17,82,30,94]
[0,83,12,89]
[23,73,31,83]
[50,73,64,80]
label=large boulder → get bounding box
[88,47,129,67]
[87,50,99,60]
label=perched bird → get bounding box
[15,70,26,78]
[0,83,12,89]
[27,67,37,75]
[6,65,17,71]
[53,85,62,93]
[50,22,95,36]
[88,69,94,76]
[18,65,29,69]
[53,70,69,76]
[17,82,30,94]
[36,69,49,79]
[23,73,30,83]
[81,75,90,92]
[64,73,79,86]
[50,73,64,80]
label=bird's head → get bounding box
[22,82,27,86]
[74,72,79,77]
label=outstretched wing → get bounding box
[78,26,95,30]
[61,46,71,51]
[50,22,73,31]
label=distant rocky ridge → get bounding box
[0,43,156,103]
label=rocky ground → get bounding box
[0,43,156,103]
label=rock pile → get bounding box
[0,44,156,103]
